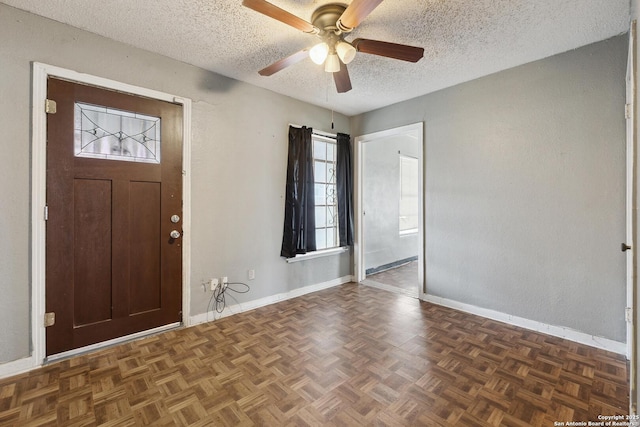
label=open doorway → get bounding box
[354,123,424,298]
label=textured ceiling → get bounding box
[1,0,630,115]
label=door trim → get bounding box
[353,122,425,297]
[627,20,638,415]
[31,62,192,366]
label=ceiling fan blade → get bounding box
[352,38,424,63]
[333,62,352,93]
[338,0,383,30]
[242,0,318,33]
[258,49,310,76]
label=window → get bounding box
[281,126,353,260]
[313,134,339,250]
[399,154,419,234]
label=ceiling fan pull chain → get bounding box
[331,109,334,130]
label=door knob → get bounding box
[621,243,632,252]
[170,230,181,239]
[171,215,180,223]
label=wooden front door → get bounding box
[45,77,183,356]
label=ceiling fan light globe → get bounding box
[309,42,329,65]
[324,53,341,73]
[336,41,356,64]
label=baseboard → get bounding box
[0,355,37,380]
[423,294,627,356]
[366,256,418,275]
[190,275,353,326]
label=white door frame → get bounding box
[30,62,192,367]
[627,21,638,415]
[354,123,425,297]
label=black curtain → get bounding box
[336,132,354,246]
[281,126,316,258]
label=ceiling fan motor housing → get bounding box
[311,3,348,35]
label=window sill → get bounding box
[400,229,419,236]
[286,246,349,263]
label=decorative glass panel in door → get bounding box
[74,102,161,163]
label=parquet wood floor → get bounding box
[0,283,629,426]
[365,261,419,297]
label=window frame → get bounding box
[399,153,419,236]
[312,133,340,251]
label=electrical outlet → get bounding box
[248,269,255,280]
[210,278,219,291]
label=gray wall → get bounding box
[352,35,628,342]
[364,135,420,271]
[0,4,350,364]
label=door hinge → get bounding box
[626,103,633,119]
[44,312,55,327]
[625,307,633,323]
[45,99,57,114]
[44,205,48,221]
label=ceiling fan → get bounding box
[241,0,425,93]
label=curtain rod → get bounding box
[289,123,337,139]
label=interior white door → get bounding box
[625,20,637,415]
